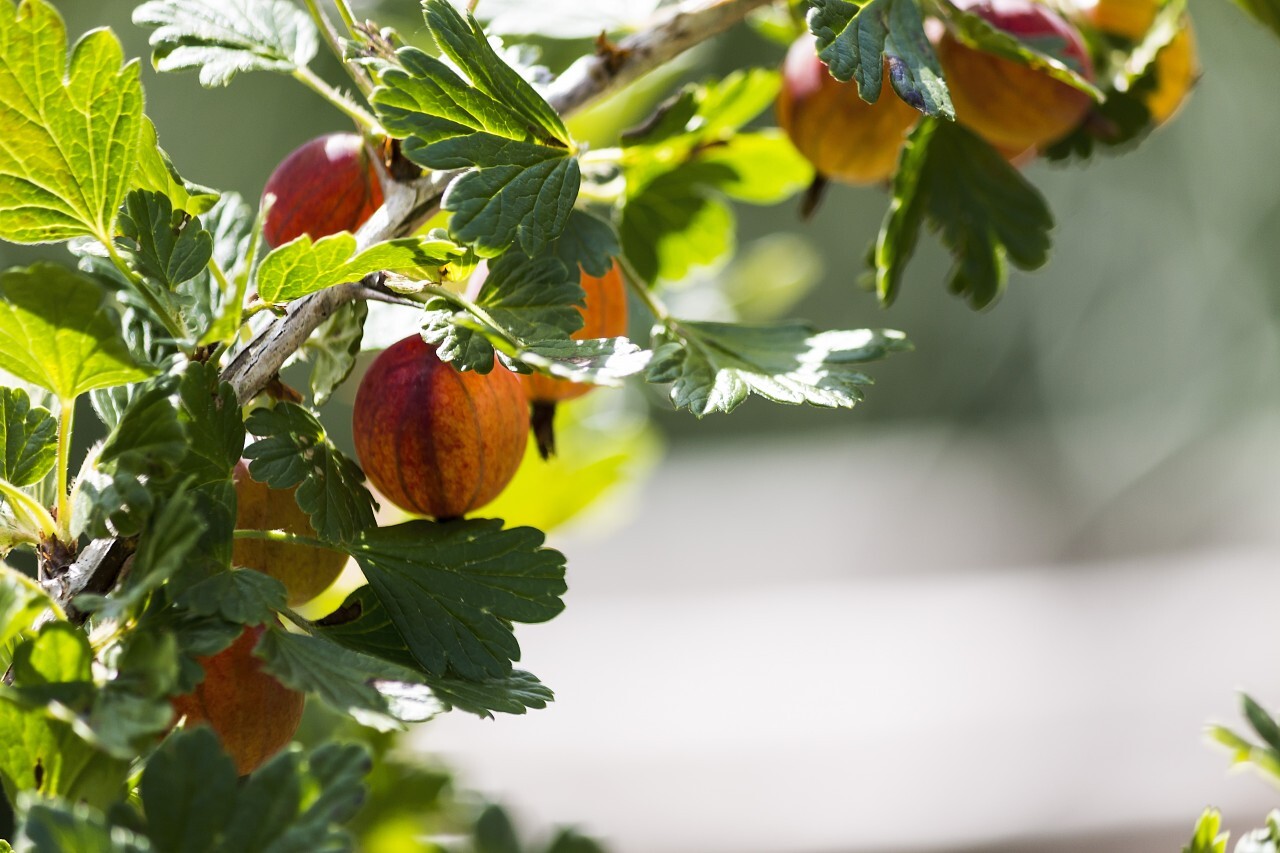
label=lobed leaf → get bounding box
[372,0,579,255]
[256,232,464,304]
[0,264,153,401]
[320,586,555,717]
[874,119,1053,308]
[174,570,287,627]
[647,320,910,416]
[132,0,318,87]
[0,387,56,487]
[808,0,952,116]
[117,190,214,291]
[347,519,567,681]
[243,403,377,544]
[0,0,144,244]
[255,627,438,731]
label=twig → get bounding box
[57,0,772,615]
[222,0,769,405]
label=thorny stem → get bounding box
[304,0,377,97]
[292,66,383,134]
[59,0,774,616]
[303,0,346,66]
[332,0,360,35]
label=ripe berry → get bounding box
[232,460,348,607]
[261,133,384,248]
[938,0,1096,152]
[352,336,529,520]
[521,261,629,459]
[776,34,920,186]
[170,625,304,776]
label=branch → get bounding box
[52,0,770,619]
[222,0,771,404]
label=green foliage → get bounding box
[619,70,812,284]
[256,626,437,731]
[648,320,909,416]
[116,190,214,292]
[875,119,1053,308]
[256,233,464,303]
[1183,809,1230,853]
[346,519,567,681]
[133,0,319,87]
[0,265,153,401]
[174,570,287,626]
[373,0,579,256]
[303,301,367,406]
[808,0,953,117]
[553,210,622,279]
[243,403,377,544]
[320,586,555,718]
[472,804,607,853]
[0,388,56,488]
[132,119,220,217]
[421,252,584,371]
[134,728,370,852]
[0,0,143,245]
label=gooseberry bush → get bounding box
[0,0,1274,848]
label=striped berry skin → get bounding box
[261,133,384,248]
[353,336,529,520]
[170,625,304,777]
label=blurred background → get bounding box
[6,0,1280,850]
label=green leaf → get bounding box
[255,627,437,731]
[195,192,256,346]
[422,252,583,372]
[0,264,153,400]
[132,0,319,87]
[935,0,1104,99]
[174,570,287,627]
[0,701,129,808]
[132,118,219,217]
[0,568,51,664]
[243,403,377,544]
[622,68,780,153]
[98,380,185,475]
[256,233,464,304]
[319,586,554,717]
[695,131,815,204]
[516,338,651,387]
[474,804,522,853]
[303,300,367,407]
[16,796,147,853]
[809,0,952,117]
[138,726,238,853]
[1244,694,1280,753]
[372,1,579,256]
[0,0,144,244]
[620,162,736,285]
[139,727,369,853]
[10,622,91,689]
[873,119,1053,309]
[348,519,566,681]
[552,209,621,279]
[545,829,608,853]
[176,360,244,487]
[0,387,56,487]
[1182,808,1230,853]
[117,190,214,291]
[647,320,910,417]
